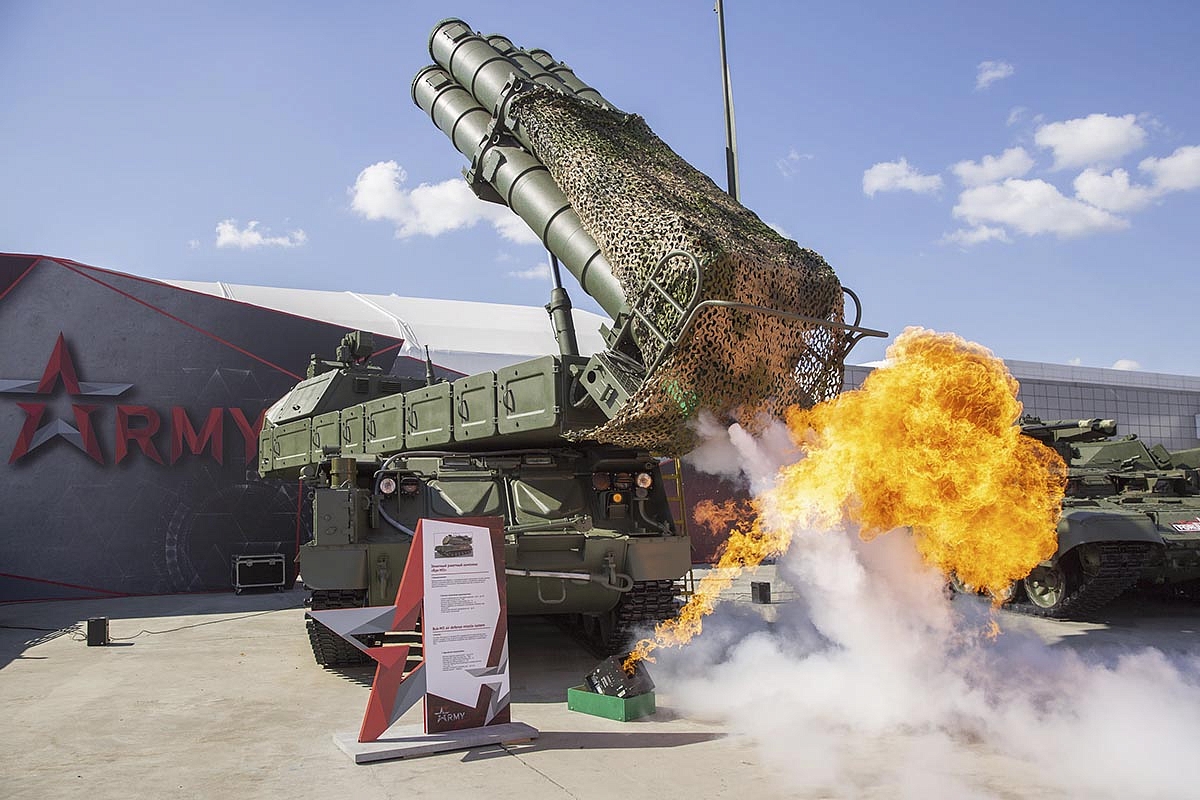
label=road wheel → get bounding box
[949,572,1019,605]
[947,572,975,595]
[1023,557,1075,612]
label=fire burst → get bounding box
[625,328,1065,670]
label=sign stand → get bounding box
[309,516,538,764]
[332,721,538,764]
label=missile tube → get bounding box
[411,64,628,321]
[524,48,615,110]
[483,34,570,94]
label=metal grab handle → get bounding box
[366,419,377,438]
[407,409,418,429]
[502,388,516,411]
[458,397,469,421]
[535,577,567,605]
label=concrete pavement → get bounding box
[2,567,1196,800]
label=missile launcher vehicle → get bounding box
[258,18,885,666]
[956,418,1200,617]
[433,534,476,559]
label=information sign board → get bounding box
[419,518,510,733]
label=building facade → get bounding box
[5,254,1198,598]
[846,361,1200,451]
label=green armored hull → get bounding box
[954,418,1200,617]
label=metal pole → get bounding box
[546,253,580,357]
[716,0,740,202]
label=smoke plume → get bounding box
[658,419,1200,799]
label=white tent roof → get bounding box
[166,280,609,375]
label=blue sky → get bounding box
[3,1,1198,375]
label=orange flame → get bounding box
[693,498,757,538]
[625,328,1064,671]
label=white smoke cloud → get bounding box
[349,160,539,245]
[657,421,1200,799]
[683,414,798,490]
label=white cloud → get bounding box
[766,221,792,239]
[1072,145,1200,212]
[214,219,307,249]
[508,263,552,280]
[1073,168,1157,213]
[1111,359,1141,371]
[1006,107,1027,127]
[975,60,1014,90]
[1034,113,1147,171]
[940,225,1010,247]
[952,178,1128,238]
[188,239,200,250]
[1139,144,1200,193]
[951,147,1034,187]
[777,148,814,178]
[349,160,539,245]
[862,158,943,197]
[1067,357,1083,366]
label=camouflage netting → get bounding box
[508,88,848,456]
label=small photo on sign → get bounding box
[434,534,474,559]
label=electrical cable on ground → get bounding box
[109,603,306,640]
[10,602,305,648]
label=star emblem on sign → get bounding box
[1,333,132,462]
[307,531,428,743]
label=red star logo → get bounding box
[2,333,132,463]
[308,528,428,743]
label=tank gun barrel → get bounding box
[1020,416,1118,444]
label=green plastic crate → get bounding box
[567,685,656,721]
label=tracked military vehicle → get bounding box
[1069,427,1200,599]
[966,418,1200,617]
[433,534,475,559]
[258,18,884,666]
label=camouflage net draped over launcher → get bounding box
[509,88,847,455]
